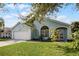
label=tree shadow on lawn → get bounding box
[57,45,79,56]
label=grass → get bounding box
[0,38,10,41]
[0,41,78,56]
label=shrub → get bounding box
[50,30,59,41]
[72,30,79,49]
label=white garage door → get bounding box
[13,31,31,40]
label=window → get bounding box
[56,27,67,40]
[41,26,49,37]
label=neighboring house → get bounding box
[0,27,11,38]
[12,18,72,41]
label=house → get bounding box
[11,18,72,41]
[0,27,11,38]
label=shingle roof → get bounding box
[2,27,11,33]
[46,17,70,26]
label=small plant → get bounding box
[50,30,59,41]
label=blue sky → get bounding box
[0,3,79,28]
[55,4,79,23]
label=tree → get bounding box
[0,3,5,8]
[23,3,79,26]
[71,21,79,33]
[1,3,79,27]
[71,22,79,49]
[76,3,79,10]
[0,18,4,32]
[72,30,79,49]
[24,3,64,26]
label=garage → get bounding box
[13,31,31,40]
[12,22,31,40]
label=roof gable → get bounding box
[12,22,31,31]
[12,22,21,30]
[45,18,70,26]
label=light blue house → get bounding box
[12,18,72,41]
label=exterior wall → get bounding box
[33,18,71,40]
[1,33,11,38]
[12,23,31,32]
[12,23,31,40]
[67,26,72,39]
[31,26,39,39]
[12,19,71,40]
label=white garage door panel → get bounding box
[13,31,31,40]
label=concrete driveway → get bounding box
[0,40,26,47]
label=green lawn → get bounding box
[0,41,78,56]
[0,38,10,41]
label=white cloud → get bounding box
[18,4,25,10]
[18,4,31,11]
[5,18,21,27]
[21,12,27,16]
[20,11,30,16]
[56,15,71,24]
[2,13,19,20]
[2,14,21,27]
[0,4,32,27]
[56,15,67,20]
[10,13,19,17]
[3,13,22,19]
[3,15,12,19]
[5,4,15,9]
